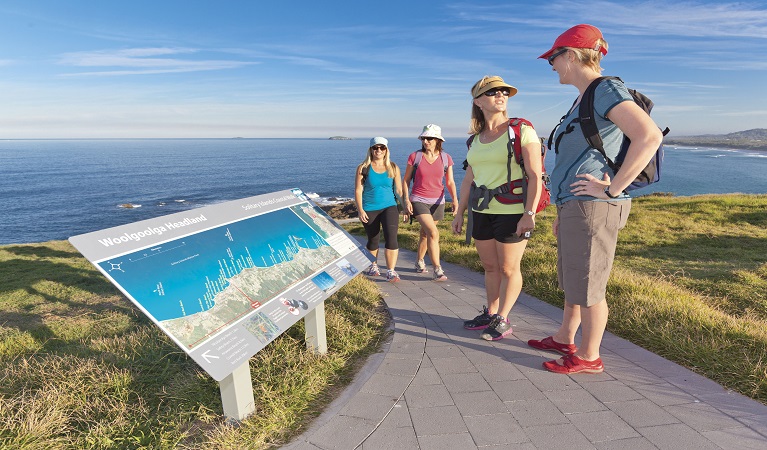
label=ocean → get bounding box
[1,138,766,245]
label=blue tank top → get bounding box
[362,166,397,211]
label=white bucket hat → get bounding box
[418,124,445,142]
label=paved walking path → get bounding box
[285,245,767,449]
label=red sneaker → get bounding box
[528,336,577,355]
[543,354,604,374]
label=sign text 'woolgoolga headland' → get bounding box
[97,214,208,247]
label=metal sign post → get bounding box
[304,303,328,354]
[219,361,256,422]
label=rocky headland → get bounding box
[665,128,767,151]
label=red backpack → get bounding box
[465,118,551,213]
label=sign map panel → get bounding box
[70,189,373,381]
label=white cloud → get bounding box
[58,47,256,76]
[452,1,767,39]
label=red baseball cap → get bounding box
[538,24,608,60]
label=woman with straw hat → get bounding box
[452,76,544,341]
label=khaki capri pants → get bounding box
[556,199,631,306]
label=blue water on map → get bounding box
[98,207,329,322]
[1,138,766,245]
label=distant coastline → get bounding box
[665,128,767,151]
[328,136,353,140]
[666,140,767,151]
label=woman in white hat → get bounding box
[529,24,662,374]
[402,124,458,281]
[355,137,408,282]
[451,75,544,341]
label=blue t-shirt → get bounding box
[362,166,397,211]
[550,78,633,205]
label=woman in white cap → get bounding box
[451,76,544,341]
[402,124,458,281]
[355,137,408,282]
[529,24,662,374]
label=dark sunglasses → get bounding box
[421,137,436,141]
[371,145,387,151]
[482,88,511,97]
[547,48,569,66]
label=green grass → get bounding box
[0,241,389,449]
[348,194,767,404]
[2,194,766,449]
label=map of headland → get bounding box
[98,206,343,349]
[291,203,343,239]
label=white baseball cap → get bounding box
[370,137,388,147]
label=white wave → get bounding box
[312,196,352,206]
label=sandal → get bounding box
[528,336,577,355]
[543,354,604,374]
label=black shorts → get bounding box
[411,201,445,221]
[471,211,529,243]
[362,205,400,250]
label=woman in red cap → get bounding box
[452,76,544,341]
[529,25,663,373]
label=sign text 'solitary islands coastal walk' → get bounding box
[69,189,374,381]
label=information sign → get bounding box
[70,189,373,381]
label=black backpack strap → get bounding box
[548,97,579,154]
[360,164,369,185]
[579,76,619,172]
[407,150,422,185]
[463,135,475,170]
[547,115,564,154]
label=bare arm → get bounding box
[571,100,663,198]
[521,141,543,212]
[445,166,458,215]
[354,165,368,223]
[393,165,409,222]
[606,101,663,194]
[402,164,415,214]
[451,165,474,234]
[516,140,543,235]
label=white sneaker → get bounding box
[386,270,400,282]
[366,263,380,277]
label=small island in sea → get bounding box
[665,128,767,151]
[328,136,353,140]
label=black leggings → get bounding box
[363,206,400,251]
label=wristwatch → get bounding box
[524,210,535,216]
[604,186,620,199]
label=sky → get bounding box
[1,0,766,139]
